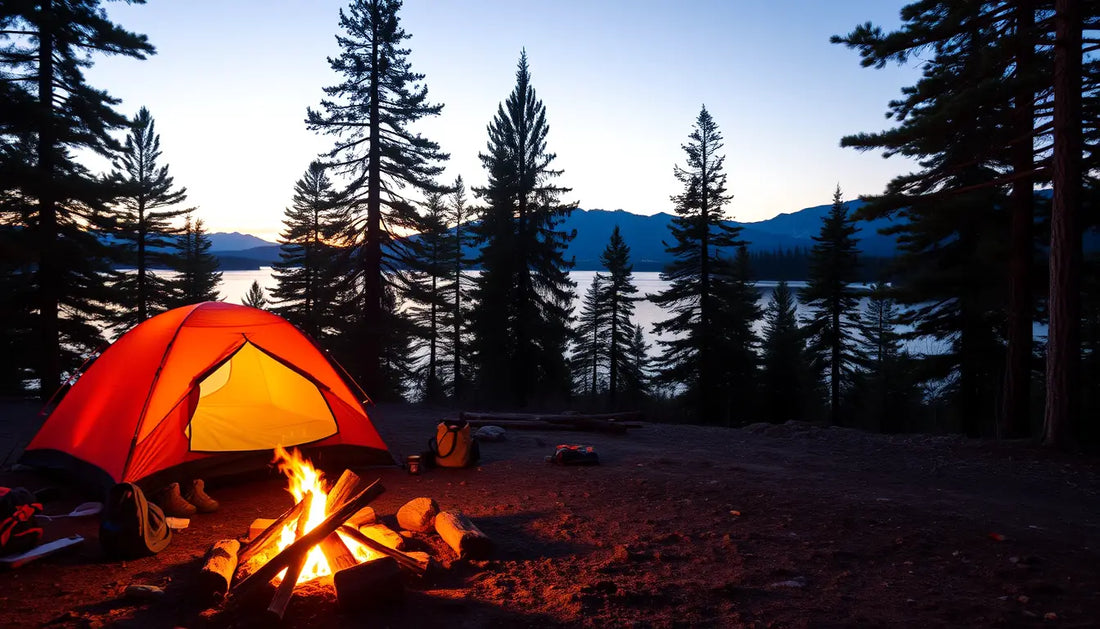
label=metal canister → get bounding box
[406,454,422,475]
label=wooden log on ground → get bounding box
[338,525,429,577]
[357,522,404,550]
[264,493,312,622]
[232,479,385,596]
[346,506,376,529]
[333,556,404,612]
[434,511,493,560]
[396,497,438,532]
[460,410,642,423]
[196,539,240,599]
[238,497,309,567]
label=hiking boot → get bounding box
[152,482,196,518]
[184,479,219,513]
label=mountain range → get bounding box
[208,200,903,271]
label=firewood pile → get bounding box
[195,469,491,622]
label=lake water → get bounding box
[216,268,952,356]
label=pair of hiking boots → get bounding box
[152,479,219,518]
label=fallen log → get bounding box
[434,510,493,560]
[196,539,241,600]
[232,479,385,595]
[464,419,636,433]
[334,557,403,612]
[396,497,438,533]
[264,493,312,623]
[460,411,642,422]
[338,525,429,577]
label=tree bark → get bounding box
[1001,0,1035,439]
[1044,0,1083,449]
[36,1,60,400]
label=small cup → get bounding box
[406,454,422,475]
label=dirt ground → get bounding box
[1,401,1099,628]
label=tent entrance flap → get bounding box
[186,342,337,452]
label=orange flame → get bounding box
[272,445,379,584]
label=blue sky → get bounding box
[86,0,921,239]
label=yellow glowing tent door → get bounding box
[187,342,338,452]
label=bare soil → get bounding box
[1,402,1098,628]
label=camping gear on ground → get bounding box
[429,420,480,468]
[185,479,219,512]
[37,502,102,522]
[548,444,599,465]
[0,487,44,555]
[20,302,393,492]
[473,425,506,441]
[406,454,422,475]
[99,482,172,558]
[0,535,83,570]
[152,482,197,518]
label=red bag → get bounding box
[0,487,44,556]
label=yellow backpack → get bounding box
[429,421,480,468]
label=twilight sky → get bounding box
[85,0,921,240]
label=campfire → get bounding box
[196,446,491,621]
[270,446,381,584]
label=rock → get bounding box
[124,584,164,600]
[475,425,506,441]
[397,497,439,532]
[769,577,807,588]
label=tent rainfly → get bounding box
[20,302,392,492]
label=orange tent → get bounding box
[21,302,392,492]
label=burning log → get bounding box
[397,497,439,532]
[434,511,493,560]
[333,556,404,612]
[265,493,313,623]
[197,539,241,599]
[231,479,385,596]
[237,497,310,570]
[338,525,429,577]
[319,533,359,574]
[324,469,361,514]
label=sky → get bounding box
[85,0,923,240]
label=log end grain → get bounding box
[396,497,439,533]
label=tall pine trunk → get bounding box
[831,307,841,426]
[1002,0,1035,439]
[362,10,383,393]
[1044,0,1083,448]
[36,3,60,399]
[609,294,618,407]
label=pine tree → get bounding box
[242,280,268,309]
[621,323,652,400]
[399,191,455,401]
[448,176,475,399]
[854,282,918,432]
[306,0,447,394]
[600,225,640,407]
[271,161,341,339]
[470,51,577,405]
[834,5,1019,437]
[0,1,154,396]
[717,245,764,425]
[169,215,221,306]
[571,274,607,397]
[651,106,749,422]
[106,107,189,328]
[760,280,811,424]
[799,186,863,426]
